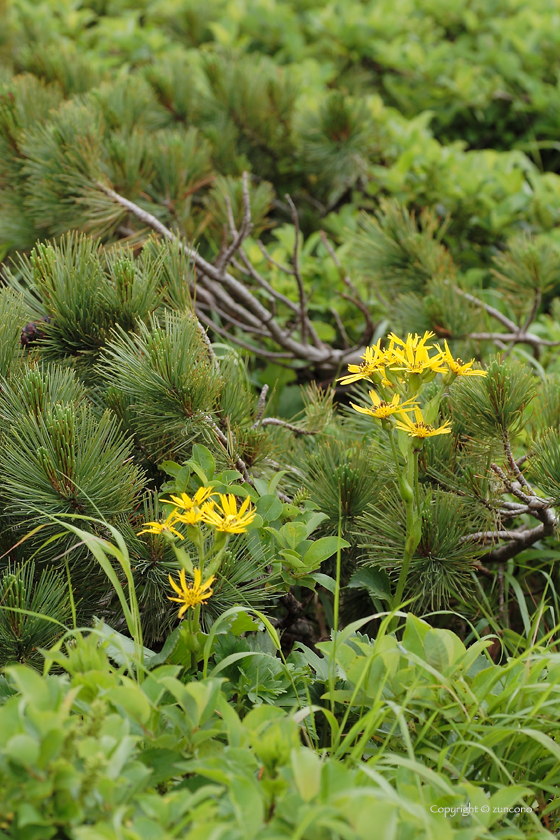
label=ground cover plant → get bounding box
[2,0,560,836]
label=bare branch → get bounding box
[286,193,311,347]
[252,385,269,427]
[340,292,375,347]
[330,306,350,350]
[455,285,559,350]
[215,172,254,273]
[257,240,295,275]
[97,183,344,367]
[196,311,295,361]
[469,331,560,349]
[260,418,317,435]
[197,301,273,337]
[320,230,359,295]
[461,528,535,544]
[231,254,300,314]
[482,461,558,562]
[481,516,556,563]
[455,286,519,333]
[503,429,532,492]
[522,289,541,334]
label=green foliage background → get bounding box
[2,1,560,836]
[4,0,560,266]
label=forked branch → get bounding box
[96,179,373,371]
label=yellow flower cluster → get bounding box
[339,332,486,386]
[340,332,486,440]
[138,488,257,539]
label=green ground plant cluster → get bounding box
[2,0,560,837]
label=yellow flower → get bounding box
[201,493,257,534]
[351,391,418,420]
[394,407,452,439]
[338,341,387,385]
[162,486,215,511]
[138,511,184,540]
[168,568,215,618]
[161,487,215,526]
[388,331,447,376]
[438,340,487,377]
[174,507,206,525]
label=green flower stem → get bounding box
[393,451,416,610]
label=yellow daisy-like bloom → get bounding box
[161,487,215,526]
[395,407,452,439]
[162,486,215,511]
[168,568,215,618]
[338,341,388,385]
[201,494,257,534]
[438,340,487,377]
[138,511,184,540]
[388,331,447,376]
[174,507,207,526]
[351,391,418,420]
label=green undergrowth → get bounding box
[0,611,559,839]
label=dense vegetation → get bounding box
[1,0,560,837]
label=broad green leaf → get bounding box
[256,494,283,522]
[301,536,350,570]
[291,747,322,802]
[106,686,151,724]
[190,444,215,478]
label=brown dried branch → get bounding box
[319,230,359,295]
[253,385,269,427]
[503,429,532,492]
[481,462,558,562]
[455,286,560,349]
[257,240,295,275]
[216,173,254,273]
[260,418,317,435]
[330,306,350,350]
[230,255,299,314]
[285,194,309,347]
[196,311,294,361]
[340,292,375,347]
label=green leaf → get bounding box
[230,613,260,635]
[301,536,350,570]
[280,522,309,549]
[146,627,181,669]
[402,614,430,659]
[159,460,182,477]
[268,471,288,495]
[5,734,40,767]
[423,629,454,673]
[310,572,337,593]
[488,786,531,827]
[256,494,283,522]
[347,567,392,602]
[106,686,152,724]
[291,747,322,802]
[190,444,216,479]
